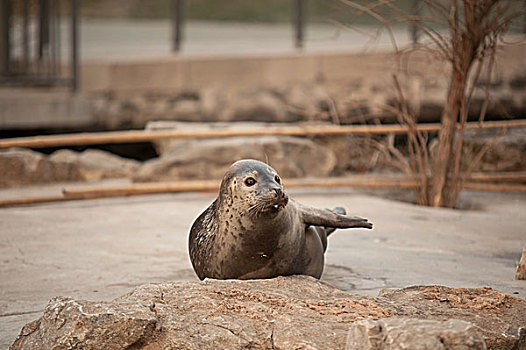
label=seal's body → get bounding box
[189,159,372,280]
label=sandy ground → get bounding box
[0,185,525,348]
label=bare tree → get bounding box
[341,0,523,207]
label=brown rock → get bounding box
[11,277,389,350]
[11,296,157,350]
[171,100,202,121]
[0,148,78,187]
[0,148,141,187]
[221,90,298,123]
[10,277,526,350]
[462,129,526,172]
[135,135,337,182]
[0,148,49,187]
[517,246,526,280]
[49,149,140,182]
[347,318,486,350]
[379,285,526,350]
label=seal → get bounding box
[189,159,372,280]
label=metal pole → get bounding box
[23,0,29,72]
[39,0,49,60]
[71,0,79,92]
[0,0,10,75]
[55,0,61,76]
[410,0,422,44]
[294,0,304,49]
[172,0,185,52]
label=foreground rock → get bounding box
[11,277,526,350]
[347,318,486,350]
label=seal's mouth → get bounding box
[249,194,289,215]
[269,201,286,212]
[263,195,289,213]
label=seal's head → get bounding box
[219,159,288,216]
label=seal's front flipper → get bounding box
[324,207,346,236]
[295,200,373,229]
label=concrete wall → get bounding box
[81,44,525,94]
[0,89,93,130]
[1,44,524,130]
[81,52,400,93]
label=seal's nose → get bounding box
[273,187,283,196]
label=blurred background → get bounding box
[0,0,525,196]
[1,4,526,348]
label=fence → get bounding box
[0,0,78,91]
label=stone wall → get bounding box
[85,44,526,129]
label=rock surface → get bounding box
[10,277,526,350]
[145,121,400,176]
[462,129,526,172]
[347,318,486,350]
[136,123,337,182]
[49,149,140,182]
[0,148,78,187]
[221,90,297,123]
[378,286,526,350]
[0,148,140,187]
[517,246,526,280]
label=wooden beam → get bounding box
[1,119,525,149]
[1,172,525,208]
[62,180,219,199]
[468,171,526,183]
[0,195,78,207]
[462,183,526,192]
[61,176,421,200]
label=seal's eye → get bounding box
[274,175,281,184]
[244,177,256,186]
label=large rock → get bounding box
[0,148,79,187]
[347,318,486,350]
[10,277,526,350]
[49,149,140,182]
[0,148,140,187]
[379,286,526,350]
[462,129,526,172]
[136,133,337,182]
[220,90,298,123]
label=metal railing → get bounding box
[170,0,306,52]
[0,0,78,91]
